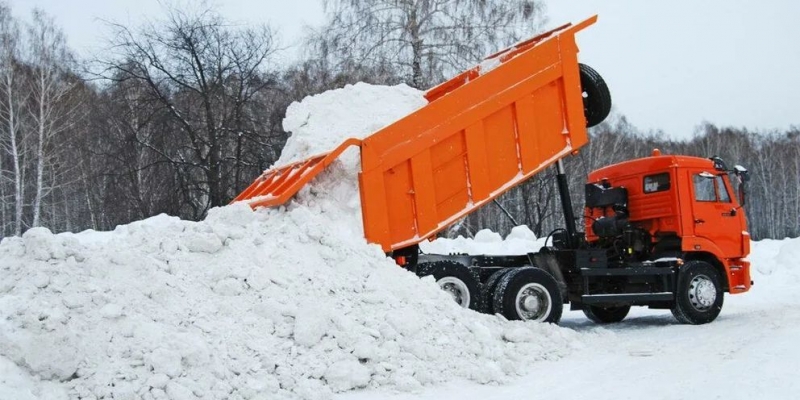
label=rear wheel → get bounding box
[582,304,631,323]
[417,261,481,311]
[671,260,724,324]
[493,267,562,323]
[480,267,513,313]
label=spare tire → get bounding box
[579,63,612,128]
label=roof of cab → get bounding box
[588,153,716,182]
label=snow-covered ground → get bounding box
[341,237,800,400]
[1,83,798,399]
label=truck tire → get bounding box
[417,261,481,311]
[479,267,514,313]
[582,304,631,324]
[493,267,563,323]
[579,63,612,128]
[671,260,724,324]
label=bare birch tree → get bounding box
[314,0,547,88]
[25,9,78,228]
[0,3,24,235]
[97,5,281,218]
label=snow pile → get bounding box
[748,236,800,284]
[0,83,583,400]
[421,226,545,256]
[478,57,503,75]
[0,208,580,400]
[279,82,427,165]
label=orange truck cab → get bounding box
[573,150,752,324]
[585,150,752,295]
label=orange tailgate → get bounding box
[232,139,361,209]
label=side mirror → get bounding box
[733,165,749,206]
[737,184,746,206]
[734,165,750,182]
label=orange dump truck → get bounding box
[233,16,752,325]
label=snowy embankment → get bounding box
[0,83,582,400]
[2,82,798,400]
[340,237,800,400]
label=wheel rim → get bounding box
[514,283,552,321]
[438,277,470,308]
[688,274,717,311]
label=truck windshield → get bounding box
[716,176,731,202]
[728,171,744,204]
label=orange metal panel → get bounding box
[432,136,471,225]
[436,188,470,223]
[532,81,570,166]
[586,162,684,240]
[464,124,490,200]
[514,95,539,174]
[382,161,417,245]
[359,17,596,250]
[359,168,391,248]
[433,154,469,205]
[233,138,362,209]
[410,150,439,235]
[483,105,519,190]
[360,37,567,172]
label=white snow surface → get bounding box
[2,82,799,400]
[478,57,503,75]
[0,83,578,400]
[340,236,800,400]
[278,82,427,166]
[420,226,545,256]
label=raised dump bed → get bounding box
[233,16,599,252]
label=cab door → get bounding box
[689,170,744,258]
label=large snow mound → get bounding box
[0,83,582,400]
[279,82,427,166]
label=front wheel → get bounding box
[671,260,724,324]
[493,267,563,323]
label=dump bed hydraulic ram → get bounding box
[555,159,579,250]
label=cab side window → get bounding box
[644,173,670,193]
[693,174,716,202]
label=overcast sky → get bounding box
[7,0,800,139]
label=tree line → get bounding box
[472,116,800,241]
[0,1,796,241]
